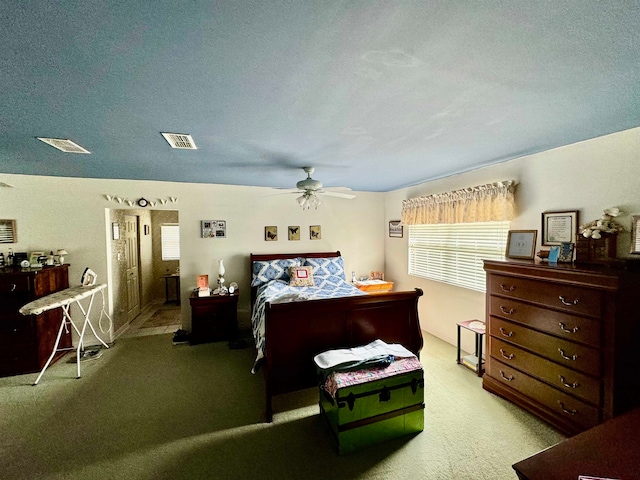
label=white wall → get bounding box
[0,176,384,339]
[384,126,640,350]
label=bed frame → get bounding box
[250,251,424,422]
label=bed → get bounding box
[250,251,423,422]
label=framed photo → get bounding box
[310,225,321,240]
[30,251,44,265]
[542,210,578,246]
[506,230,537,259]
[558,242,575,262]
[202,220,226,238]
[288,226,300,241]
[389,220,403,238]
[112,222,120,240]
[0,219,17,243]
[548,246,560,263]
[265,226,278,241]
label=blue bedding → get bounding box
[250,276,365,371]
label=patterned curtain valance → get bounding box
[401,180,516,225]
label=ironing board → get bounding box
[19,283,110,385]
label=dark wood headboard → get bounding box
[249,251,341,308]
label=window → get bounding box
[161,224,180,261]
[408,221,510,292]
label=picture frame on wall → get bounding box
[541,210,578,246]
[310,225,321,240]
[288,226,300,241]
[389,220,403,238]
[201,220,226,238]
[0,219,17,243]
[265,226,278,241]
[506,230,537,259]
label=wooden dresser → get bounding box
[483,259,640,435]
[0,265,70,377]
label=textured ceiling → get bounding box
[1,1,639,192]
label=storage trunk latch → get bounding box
[379,386,391,402]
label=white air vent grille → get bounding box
[161,132,197,149]
[37,137,90,154]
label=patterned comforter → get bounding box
[250,277,365,371]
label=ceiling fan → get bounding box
[278,167,355,210]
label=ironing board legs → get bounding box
[74,293,110,378]
[33,292,109,385]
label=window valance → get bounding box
[401,180,516,225]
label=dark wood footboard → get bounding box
[263,288,423,421]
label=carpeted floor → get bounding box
[0,332,564,480]
[140,305,183,328]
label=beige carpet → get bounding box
[0,332,564,480]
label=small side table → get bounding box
[162,274,181,305]
[189,291,239,345]
[456,319,486,376]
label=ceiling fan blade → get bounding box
[318,190,356,199]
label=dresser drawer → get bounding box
[0,316,35,345]
[489,274,602,317]
[488,295,601,348]
[0,275,32,294]
[490,337,601,405]
[490,317,601,376]
[491,360,600,431]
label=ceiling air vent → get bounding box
[161,132,197,150]
[37,137,90,154]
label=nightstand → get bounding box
[189,291,239,345]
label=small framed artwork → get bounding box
[558,242,575,262]
[310,225,321,240]
[265,226,278,241]
[0,219,17,243]
[288,226,300,241]
[506,230,537,259]
[30,251,44,265]
[389,220,403,238]
[202,220,226,238]
[143,225,150,235]
[112,222,120,240]
[548,246,560,263]
[542,210,578,246]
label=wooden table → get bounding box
[512,406,640,480]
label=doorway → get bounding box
[107,208,180,337]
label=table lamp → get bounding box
[56,249,68,265]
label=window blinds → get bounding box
[408,221,510,292]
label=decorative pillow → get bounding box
[251,258,304,287]
[288,266,315,287]
[304,256,346,280]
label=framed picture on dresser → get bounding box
[506,230,537,259]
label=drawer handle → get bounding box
[558,348,578,361]
[10,283,17,292]
[499,370,514,381]
[499,349,514,360]
[499,306,514,315]
[557,401,577,416]
[558,322,579,333]
[499,327,514,338]
[558,375,579,389]
[500,284,515,292]
[559,295,579,306]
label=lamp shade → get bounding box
[56,249,68,255]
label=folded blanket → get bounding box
[313,339,415,373]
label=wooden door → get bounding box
[124,215,141,321]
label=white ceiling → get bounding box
[1,1,639,192]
